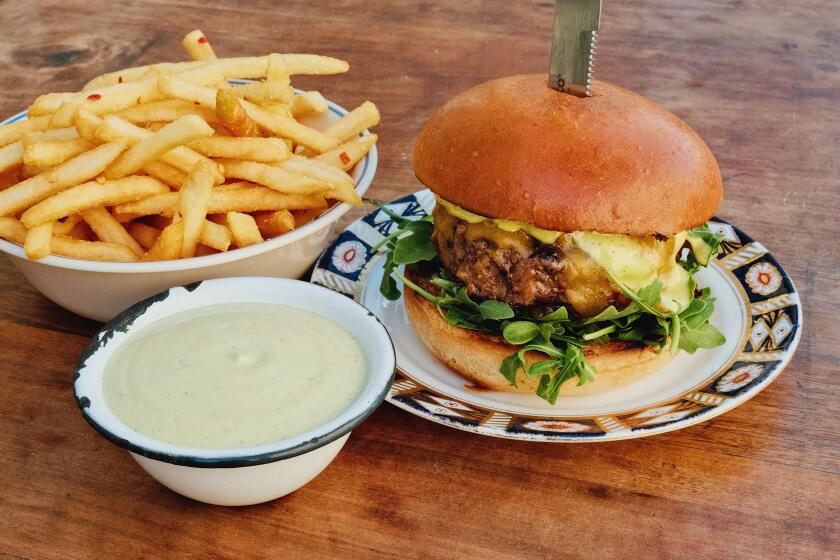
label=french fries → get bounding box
[219,159,326,196]
[20,176,169,228]
[115,188,326,217]
[23,137,93,168]
[126,222,161,250]
[104,115,214,178]
[113,99,216,124]
[80,207,145,257]
[323,101,380,143]
[54,214,82,235]
[0,116,51,149]
[255,209,295,238]
[0,31,377,262]
[290,91,329,117]
[316,134,378,171]
[189,136,289,162]
[226,212,263,247]
[143,222,183,261]
[215,89,260,137]
[0,140,128,217]
[178,160,214,257]
[24,221,53,259]
[182,29,217,61]
[243,101,338,152]
[95,115,224,183]
[0,217,26,244]
[52,237,139,262]
[84,54,350,90]
[0,142,23,174]
[28,93,74,117]
[226,54,293,105]
[142,160,188,189]
[199,220,232,251]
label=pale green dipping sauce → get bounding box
[103,303,368,449]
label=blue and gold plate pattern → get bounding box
[311,190,802,442]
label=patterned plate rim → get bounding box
[311,190,802,442]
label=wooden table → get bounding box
[1,1,837,558]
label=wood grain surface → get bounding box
[1,1,838,558]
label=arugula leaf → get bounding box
[379,252,400,300]
[479,299,515,320]
[583,302,641,324]
[678,322,726,353]
[503,321,540,345]
[499,353,523,387]
[538,307,570,322]
[582,324,617,341]
[392,220,437,264]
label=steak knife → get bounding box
[549,0,602,97]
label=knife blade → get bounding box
[549,0,602,97]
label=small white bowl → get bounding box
[73,277,395,506]
[0,96,377,322]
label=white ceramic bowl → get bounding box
[0,98,377,322]
[73,277,396,506]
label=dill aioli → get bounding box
[103,303,367,449]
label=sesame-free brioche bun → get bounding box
[403,267,673,396]
[413,74,723,237]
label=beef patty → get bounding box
[432,205,627,318]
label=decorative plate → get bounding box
[311,190,802,442]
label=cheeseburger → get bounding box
[380,74,725,403]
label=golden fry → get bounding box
[226,212,262,247]
[157,76,217,108]
[20,128,78,147]
[52,236,138,262]
[0,140,129,217]
[54,214,83,235]
[84,55,349,90]
[95,115,223,183]
[190,136,289,162]
[290,91,328,117]
[142,160,188,189]
[24,221,54,259]
[0,216,26,243]
[28,92,74,117]
[0,142,23,174]
[51,80,163,128]
[126,221,161,250]
[115,188,326,216]
[179,160,215,257]
[254,209,295,238]
[323,101,380,143]
[104,115,214,179]
[113,99,217,124]
[215,89,261,137]
[142,222,183,261]
[20,176,169,227]
[0,116,51,149]
[219,159,325,195]
[315,134,377,171]
[199,219,232,251]
[80,207,145,256]
[244,101,338,152]
[23,137,93,168]
[182,29,217,61]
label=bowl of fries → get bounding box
[0,31,379,322]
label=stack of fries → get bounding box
[0,30,378,262]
